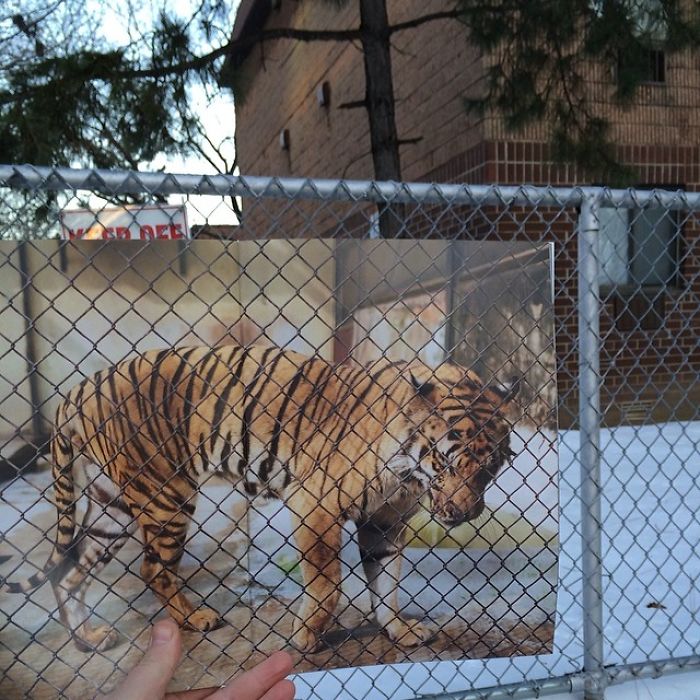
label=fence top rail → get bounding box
[2,164,700,210]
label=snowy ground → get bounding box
[547,672,700,700]
[0,421,698,699]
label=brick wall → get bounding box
[234,0,485,181]
[484,50,700,147]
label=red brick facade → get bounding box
[228,1,700,426]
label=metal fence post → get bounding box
[578,194,606,700]
[17,241,45,442]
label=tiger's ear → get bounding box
[488,375,521,403]
[410,373,436,400]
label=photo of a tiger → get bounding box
[2,343,520,655]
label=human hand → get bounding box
[103,619,295,700]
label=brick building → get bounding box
[224,0,700,426]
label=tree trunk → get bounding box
[359,0,404,237]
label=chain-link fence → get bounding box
[0,165,698,700]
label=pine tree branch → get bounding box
[121,26,364,80]
[389,9,465,34]
[0,28,362,106]
[0,8,469,104]
[122,9,468,79]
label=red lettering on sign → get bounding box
[116,227,130,239]
[169,223,184,239]
[140,225,154,240]
[156,224,170,239]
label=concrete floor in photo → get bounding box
[0,465,556,698]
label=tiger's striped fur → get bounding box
[2,344,519,653]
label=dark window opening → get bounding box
[617,48,666,85]
[646,49,666,83]
[597,204,682,290]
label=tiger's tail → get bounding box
[1,402,78,595]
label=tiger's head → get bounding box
[406,366,520,528]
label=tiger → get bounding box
[1,343,520,654]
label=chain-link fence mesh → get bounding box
[0,165,698,700]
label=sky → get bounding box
[111,1,239,170]
[98,1,242,226]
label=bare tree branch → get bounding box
[0,8,470,104]
[397,136,422,146]
[389,9,464,34]
[338,98,367,109]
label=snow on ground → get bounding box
[546,671,700,700]
[0,421,698,699]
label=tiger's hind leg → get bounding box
[134,491,224,633]
[52,471,136,652]
[357,510,436,647]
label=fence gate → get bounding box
[0,165,699,700]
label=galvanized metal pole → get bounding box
[5,164,700,209]
[578,196,606,700]
[444,240,460,362]
[17,241,45,442]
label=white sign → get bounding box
[59,204,190,240]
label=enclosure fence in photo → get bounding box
[0,165,698,700]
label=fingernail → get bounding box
[150,620,175,647]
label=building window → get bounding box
[598,205,681,289]
[612,0,668,85]
[645,48,666,83]
[617,48,666,84]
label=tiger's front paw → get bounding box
[386,617,436,647]
[183,607,225,633]
[290,622,322,653]
[73,623,121,652]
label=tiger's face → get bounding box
[429,419,514,527]
[410,372,519,528]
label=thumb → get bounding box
[106,619,182,700]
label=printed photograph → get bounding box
[0,238,558,698]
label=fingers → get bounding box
[208,651,295,700]
[106,623,294,700]
[167,678,295,700]
[166,688,218,700]
[105,619,182,700]
[260,679,295,700]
